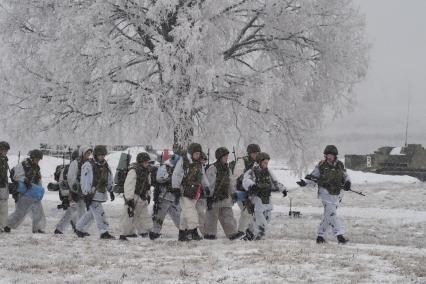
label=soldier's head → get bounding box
[323,145,338,162]
[215,147,229,164]
[187,143,202,161]
[0,141,10,156]
[137,152,151,168]
[93,145,107,162]
[71,149,79,161]
[256,152,270,169]
[200,152,208,165]
[79,146,93,161]
[29,149,43,164]
[247,144,261,161]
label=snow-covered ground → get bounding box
[0,155,425,283]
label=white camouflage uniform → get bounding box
[75,159,113,235]
[306,160,350,237]
[151,162,181,234]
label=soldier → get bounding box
[233,144,261,234]
[172,143,210,241]
[75,145,115,239]
[6,150,46,233]
[196,151,210,236]
[149,154,181,240]
[0,141,10,232]
[119,152,153,241]
[204,147,244,240]
[54,147,92,234]
[242,152,287,240]
[296,145,351,244]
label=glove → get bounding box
[231,192,238,203]
[296,179,307,187]
[109,191,115,202]
[204,186,211,197]
[127,199,135,209]
[248,184,258,195]
[282,189,288,198]
[24,177,31,189]
[343,181,351,191]
[84,194,93,211]
[206,196,214,210]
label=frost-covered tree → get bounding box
[0,0,368,169]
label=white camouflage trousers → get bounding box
[151,198,180,234]
[121,197,152,236]
[55,200,86,233]
[317,188,345,237]
[7,195,46,232]
[237,200,253,232]
[248,196,272,240]
[0,187,8,229]
[76,201,109,235]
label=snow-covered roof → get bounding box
[390,147,405,155]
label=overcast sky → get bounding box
[323,0,426,154]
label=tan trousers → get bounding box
[205,206,238,238]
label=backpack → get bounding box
[113,152,132,193]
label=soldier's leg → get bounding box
[120,204,136,236]
[31,200,46,232]
[7,195,33,229]
[196,199,207,235]
[237,201,252,232]
[318,201,336,237]
[76,206,94,233]
[168,202,181,229]
[179,197,198,230]
[55,204,77,233]
[134,199,153,234]
[251,197,268,239]
[204,206,219,237]
[0,187,8,228]
[218,207,238,238]
[90,201,109,235]
[152,199,172,234]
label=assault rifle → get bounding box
[303,174,366,196]
[152,152,163,215]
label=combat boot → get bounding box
[100,232,115,240]
[229,231,245,240]
[203,234,216,240]
[149,231,161,240]
[337,235,348,244]
[190,229,202,241]
[178,230,190,242]
[316,236,326,244]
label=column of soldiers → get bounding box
[0,140,351,244]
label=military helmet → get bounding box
[0,141,10,150]
[256,152,270,163]
[29,149,43,160]
[200,151,208,161]
[247,144,261,154]
[136,152,151,163]
[324,145,338,156]
[71,149,79,160]
[215,147,229,160]
[188,143,202,155]
[93,145,108,156]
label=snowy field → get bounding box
[0,155,425,283]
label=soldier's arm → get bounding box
[12,164,25,182]
[67,160,78,188]
[205,164,216,195]
[107,165,113,192]
[242,169,255,191]
[156,165,169,183]
[171,158,184,189]
[123,169,137,200]
[80,162,93,195]
[270,170,287,192]
[304,165,320,187]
